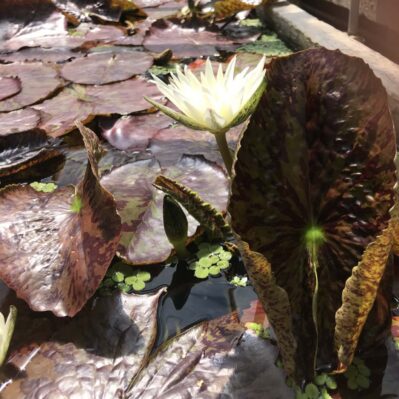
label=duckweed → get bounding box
[98,264,152,294]
[189,243,232,279]
[245,322,271,340]
[30,182,57,193]
[230,275,248,287]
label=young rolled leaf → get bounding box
[0,122,121,317]
[334,224,393,371]
[229,48,396,380]
[154,175,232,240]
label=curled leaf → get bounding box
[334,225,393,370]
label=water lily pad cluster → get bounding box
[344,357,371,390]
[189,243,232,279]
[99,263,152,294]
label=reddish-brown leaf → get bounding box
[0,123,121,316]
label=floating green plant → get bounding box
[98,264,152,295]
[230,275,248,287]
[295,373,336,399]
[189,243,232,279]
[344,357,371,390]
[30,182,57,193]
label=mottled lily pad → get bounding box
[33,78,163,137]
[0,63,62,112]
[128,312,294,399]
[1,289,164,398]
[61,51,153,85]
[0,123,121,316]
[229,48,396,379]
[0,77,21,101]
[101,155,228,265]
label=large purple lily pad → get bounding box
[1,289,165,398]
[0,124,121,316]
[101,155,228,265]
[32,78,163,137]
[61,50,153,85]
[0,108,40,136]
[0,63,62,112]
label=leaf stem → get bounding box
[215,131,233,176]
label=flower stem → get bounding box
[215,131,233,176]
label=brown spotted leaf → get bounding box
[335,224,393,370]
[1,289,165,398]
[0,123,121,316]
[237,241,296,377]
[127,312,294,399]
[61,50,153,85]
[0,63,62,112]
[32,79,163,137]
[229,48,396,379]
[101,155,228,265]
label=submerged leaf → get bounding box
[0,123,121,316]
[229,48,396,379]
[101,155,228,265]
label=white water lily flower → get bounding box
[145,56,266,135]
[0,306,17,367]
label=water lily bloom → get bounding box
[0,306,17,367]
[145,56,266,174]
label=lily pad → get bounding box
[100,112,172,151]
[229,48,396,379]
[0,123,121,316]
[0,108,41,136]
[0,77,21,101]
[0,63,62,112]
[1,289,165,398]
[128,312,294,398]
[33,78,163,137]
[101,155,228,265]
[61,50,153,85]
[143,19,246,59]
